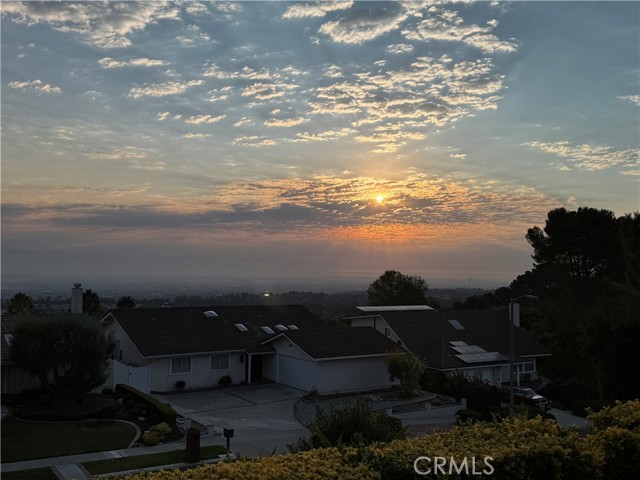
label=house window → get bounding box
[171,357,191,374]
[522,361,535,372]
[210,354,230,370]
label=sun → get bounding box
[375,195,384,204]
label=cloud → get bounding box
[183,133,211,140]
[403,6,516,53]
[233,117,253,127]
[1,1,180,48]
[618,95,640,106]
[88,147,150,161]
[185,114,226,124]
[176,24,212,45]
[283,1,353,19]
[8,173,555,235]
[233,136,277,147]
[386,43,414,54]
[319,8,408,44]
[523,140,640,172]
[241,82,298,100]
[265,117,310,127]
[157,112,170,121]
[98,57,168,68]
[128,80,204,98]
[8,79,61,94]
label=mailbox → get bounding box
[223,427,234,452]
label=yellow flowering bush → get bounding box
[362,415,594,479]
[584,400,640,479]
[117,401,640,480]
[119,448,378,480]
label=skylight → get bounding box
[287,325,299,330]
[203,310,218,318]
[261,326,275,334]
[274,324,288,331]
[235,323,249,332]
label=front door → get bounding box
[251,355,263,381]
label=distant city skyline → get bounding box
[2,1,639,289]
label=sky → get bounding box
[1,0,639,291]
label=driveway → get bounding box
[152,384,309,456]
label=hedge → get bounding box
[116,384,177,425]
[118,448,377,480]
[118,400,640,480]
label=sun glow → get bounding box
[375,195,384,204]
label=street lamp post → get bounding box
[509,295,538,412]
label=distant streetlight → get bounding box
[509,294,539,412]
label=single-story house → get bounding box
[344,306,551,387]
[101,305,401,394]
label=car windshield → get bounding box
[521,388,536,397]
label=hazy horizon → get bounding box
[2,1,638,290]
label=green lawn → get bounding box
[82,445,228,474]
[0,468,57,480]
[1,418,137,462]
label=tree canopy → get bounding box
[116,295,136,309]
[9,313,114,406]
[6,292,33,315]
[367,270,429,306]
[525,207,622,289]
[82,289,102,317]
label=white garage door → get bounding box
[278,355,317,391]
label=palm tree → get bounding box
[7,292,33,315]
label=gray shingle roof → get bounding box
[347,309,550,370]
[263,325,401,359]
[105,305,392,358]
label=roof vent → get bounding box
[260,326,275,335]
[287,324,299,330]
[203,310,218,318]
[235,323,249,332]
[274,324,288,331]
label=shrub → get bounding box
[292,399,404,451]
[114,400,640,480]
[175,380,186,390]
[363,416,596,480]
[218,375,232,387]
[116,384,177,425]
[121,447,378,480]
[385,354,425,399]
[142,422,173,446]
[142,430,162,446]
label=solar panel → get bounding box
[455,352,508,364]
[452,345,486,354]
[357,305,435,311]
[448,319,465,330]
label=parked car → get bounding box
[501,386,550,411]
